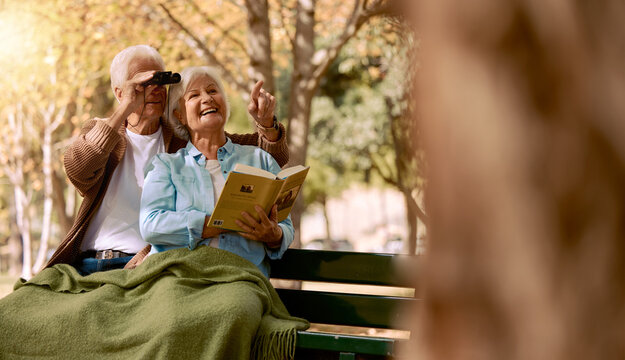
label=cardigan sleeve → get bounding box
[226,123,289,167]
[63,119,123,197]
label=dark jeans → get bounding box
[73,256,134,276]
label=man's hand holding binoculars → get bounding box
[117,71,177,112]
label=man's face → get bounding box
[126,57,167,120]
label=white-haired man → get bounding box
[46,45,288,275]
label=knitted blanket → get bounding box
[0,247,309,360]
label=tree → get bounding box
[375,32,426,254]
[0,103,35,278]
[0,1,117,277]
[305,29,426,254]
[304,98,357,248]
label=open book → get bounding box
[208,163,310,231]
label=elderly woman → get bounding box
[139,66,293,276]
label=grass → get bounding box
[0,274,19,299]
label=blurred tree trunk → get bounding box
[12,183,31,279]
[287,0,394,248]
[403,0,625,359]
[370,96,425,254]
[52,170,74,236]
[244,0,275,94]
[286,0,317,249]
[320,196,333,249]
[1,104,33,279]
[33,103,66,273]
[402,189,418,254]
[7,200,22,277]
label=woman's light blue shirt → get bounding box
[139,138,294,277]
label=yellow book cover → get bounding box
[208,163,310,231]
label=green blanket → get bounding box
[0,247,309,360]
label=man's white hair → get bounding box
[110,45,165,95]
[167,66,231,140]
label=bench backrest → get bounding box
[269,249,416,330]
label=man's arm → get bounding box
[64,70,159,196]
[227,80,290,167]
[63,119,123,196]
[227,123,289,167]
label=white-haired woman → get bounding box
[139,66,293,277]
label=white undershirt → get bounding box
[81,127,165,253]
[205,159,226,248]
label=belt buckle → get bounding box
[102,250,114,260]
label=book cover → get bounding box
[208,163,310,231]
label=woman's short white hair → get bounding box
[167,66,230,140]
[110,45,165,94]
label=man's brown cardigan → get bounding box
[45,118,289,269]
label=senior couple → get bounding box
[0,45,306,359]
[49,44,293,277]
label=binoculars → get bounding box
[144,71,181,86]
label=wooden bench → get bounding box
[269,249,417,359]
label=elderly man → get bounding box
[45,45,288,275]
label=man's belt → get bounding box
[81,250,135,260]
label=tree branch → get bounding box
[309,0,391,87]
[49,104,67,134]
[159,3,249,94]
[362,0,394,18]
[369,153,399,187]
[277,0,296,51]
[224,0,245,11]
[186,0,249,55]
[308,0,363,86]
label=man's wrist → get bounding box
[255,115,279,131]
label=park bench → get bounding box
[270,248,417,360]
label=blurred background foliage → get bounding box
[0,0,423,278]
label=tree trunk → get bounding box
[7,200,22,277]
[32,130,54,273]
[288,0,316,167]
[403,189,418,254]
[244,0,275,94]
[286,0,317,248]
[52,169,74,235]
[321,196,333,249]
[13,185,32,279]
[3,104,33,279]
[387,95,426,254]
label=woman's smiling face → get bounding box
[179,74,227,134]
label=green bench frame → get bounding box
[269,249,416,359]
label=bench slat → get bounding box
[270,249,413,287]
[296,331,398,356]
[276,288,416,329]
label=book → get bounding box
[208,163,310,231]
